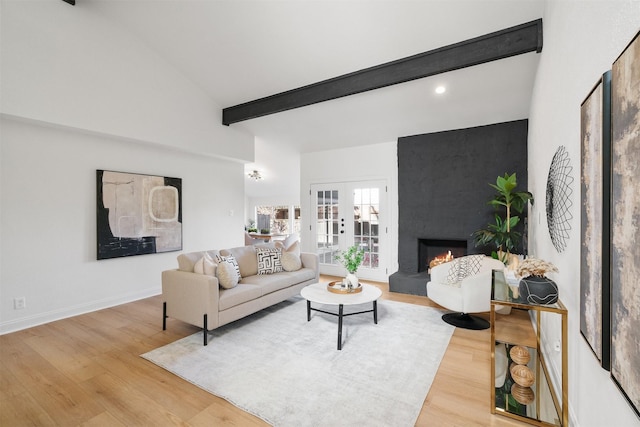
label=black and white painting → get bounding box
[97,170,182,260]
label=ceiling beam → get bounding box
[222,19,542,126]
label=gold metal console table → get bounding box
[490,270,568,426]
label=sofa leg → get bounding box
[203,314,208,346]
[163,302,167,331]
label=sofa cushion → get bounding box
[240,268,315,294]
[219,284,263,311]
[220,246,258,277]
[256,247,283,275]
[217,260,239,289]
[215,254,242,280]
[194,253,216,276]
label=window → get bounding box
[256,205,301,235]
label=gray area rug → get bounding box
[142,296,454,427]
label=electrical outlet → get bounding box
[13,297,26,310]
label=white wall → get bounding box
[528,1,640,425]
[300,141,398,277]
[0,118,245,333]
[0,0,250,333]
[0,0,254,161]
[244,137,301,203]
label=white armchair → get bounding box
[426,255,505,330]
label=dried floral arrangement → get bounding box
[516,257,558,278]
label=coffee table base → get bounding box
[306,300,378,350]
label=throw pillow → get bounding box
[281,251,302,271]
[194,253,216,276]
[280,240,302,271]
[282,233,298,250]
[256,247,283,275]
[215,254,242,280]
[217,261,239,289]
[446,255,486,285]
[284,240,300,257]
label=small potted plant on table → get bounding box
[335,245,365,289]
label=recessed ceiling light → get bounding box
[435,86,446,94]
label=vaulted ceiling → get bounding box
[84,0,545,196]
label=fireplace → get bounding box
[418,239,467,273]
[389,120,528,295]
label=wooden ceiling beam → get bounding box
[222,19,542,126]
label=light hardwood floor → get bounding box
[1,276,529,426]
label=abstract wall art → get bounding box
[579,71,611,370]
[97,170,182,260]
[546,145,573,253]
[610,30,640,418]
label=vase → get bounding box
[518,275,558,305]
[345,272,359,288]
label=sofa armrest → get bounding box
[300,252,320,281]
[162,269,220,330]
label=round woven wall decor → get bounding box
[546,145,574,253]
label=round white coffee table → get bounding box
[300,282,383,350]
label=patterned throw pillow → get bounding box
[445,255,485,286]
[256,247,283,275]
[216,261,239,289]
[215,254,242,280]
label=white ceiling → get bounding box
[85,0,545,196]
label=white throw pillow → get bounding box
[194,253,216,276]
[278,240,301,271]
[284,240,300,256]
[281,251,302,272]
[256,247,283,275]
[282,234,298,250]
[215,254,242,280]
[217,261,239,289]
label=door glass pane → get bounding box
[353,187,380,270]
[316,188,339,266]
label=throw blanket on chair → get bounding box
[446,255,486,286]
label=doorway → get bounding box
[310,180,387,281]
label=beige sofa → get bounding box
[162,244,319,345]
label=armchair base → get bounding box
[442,312,489,330]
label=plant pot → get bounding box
[345,272,359,288]
[518,275,558,305]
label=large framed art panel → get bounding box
[97,170,182,260]
[610,30,640,418]
[580,71,611,370]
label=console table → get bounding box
[490,270,568,426]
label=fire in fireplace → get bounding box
[418,238,467,273]
[429,250,454,270]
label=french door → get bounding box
[310,180,387,281]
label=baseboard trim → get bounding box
[0,287,160,335]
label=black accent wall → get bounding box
[391,119,528,295]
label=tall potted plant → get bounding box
[473,173,533,263]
